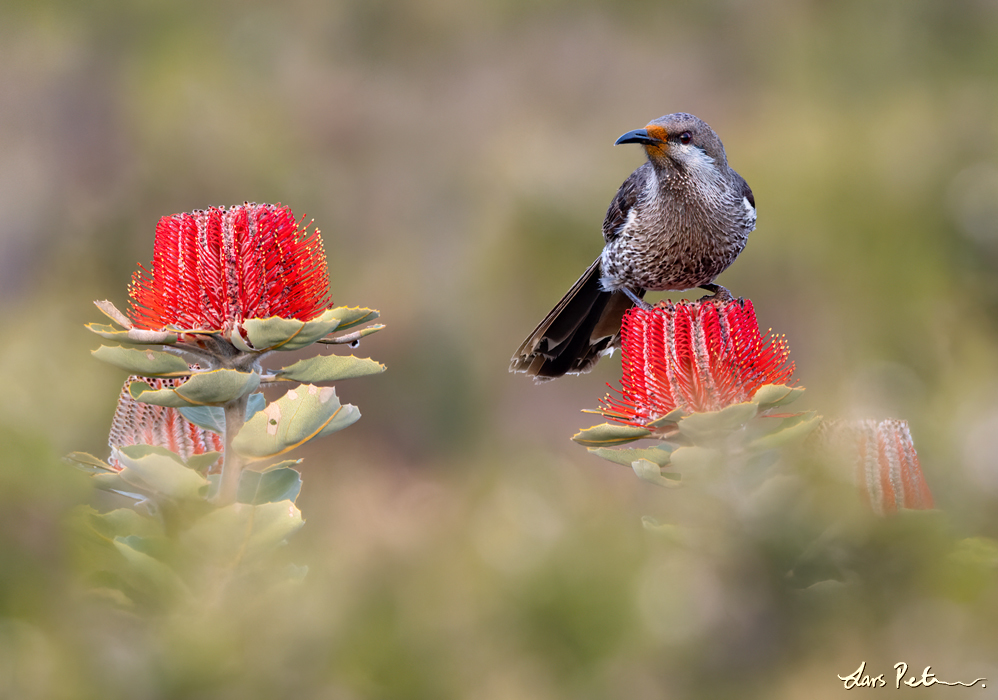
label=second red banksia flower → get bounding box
[602,298,795,425]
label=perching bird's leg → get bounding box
[622,286,654,310]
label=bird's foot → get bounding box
[622,286,653,310]
[697,283,734,302]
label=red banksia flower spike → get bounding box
[108,374,224,473]
[602,299,796,425]
[127,203,331,334]
[821,419,934,515]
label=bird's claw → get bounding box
[698,284,733,302]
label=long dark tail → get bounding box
[509,258,644,381]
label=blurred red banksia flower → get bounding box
[827,419,934,515]
[127,203,331,332]
[602,299,795,425]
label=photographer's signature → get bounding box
[839,661,986,689]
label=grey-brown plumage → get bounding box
[510,113,756,380]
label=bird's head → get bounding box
[615,113,728,176]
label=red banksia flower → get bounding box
[602,299,795,425]
[108,375,224,472]
[822,419,934,515]
[127,203,331,333]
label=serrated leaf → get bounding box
[632,458,683,488]
[232,384,361,460]
[753,383,805,409]
[237,467,302,505]
[275,354,385,383]
[677,402,759,443]
[114,448,208,500]
[748,412,821,450]
[91,345,192,377]
[86,323,178,345]
[130,369,260,407]
[587,444,674,468]
[325,306,380,330]
[571,422,651,447]
[181,501,304,565]
[241,308,357,351]
[178,393,265,433]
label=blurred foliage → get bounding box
[3,0,998,697]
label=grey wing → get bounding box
[602,164,650,242]
[731,170,756,231]
[734,171,754,209]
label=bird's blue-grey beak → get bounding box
[615,128,659,146]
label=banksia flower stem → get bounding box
[216,393,250,506]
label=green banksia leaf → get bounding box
[632,458,683,488]
[232,384,360,461]
[86,323,178,345]
[178,393,266,433]
[130,369,260,407]
[242,313,340,352]
[669,446,724,472]
[748,411,821,450]
[571,422,652,447]
[91,345,192,377]
[181,501,304,564]
[752,383,805,409]
[317,323,385,345]
[274,354,386,383]
[114,446,208,500]
[325,306,380,330]
[112,536,191,602]
[676,402,759,444]
[646,408,687,428]
[91,473,145,501]
[237,468,302,505]
[241,306,380,352]
[79,506,161,542]
[255,459,303,473]
[587,444,674,468]
[65,452,116,474]
[184,451,223,474]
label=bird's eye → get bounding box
[679,131,693,145]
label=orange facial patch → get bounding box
[644,124,669,143]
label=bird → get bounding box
[510,112,756,381]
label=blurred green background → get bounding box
[3,0,998,697]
